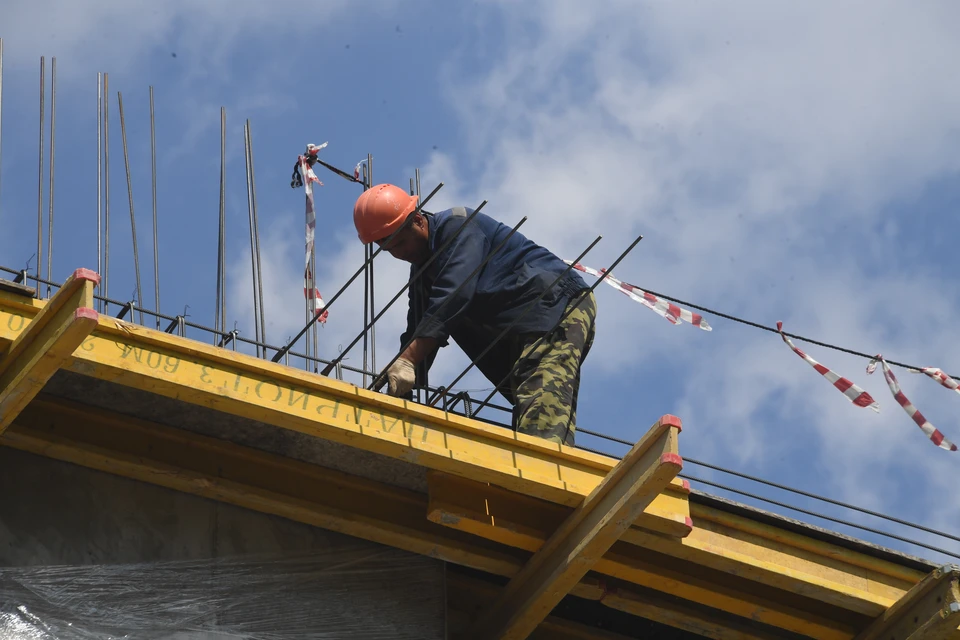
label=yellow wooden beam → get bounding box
[0,268,99,434]
[855,565,960,640]
[0,288,690,538]
[471,416,683,640]
[427,470,920,617]
[427,473,922,638]
[598,579,799,640]
[427,470,690,543]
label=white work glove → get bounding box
[385,358,417,397]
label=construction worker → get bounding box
[353,183,597,446]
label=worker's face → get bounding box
[376,214,429,264]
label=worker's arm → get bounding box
[399,336,439,367]
[410,215,489,354]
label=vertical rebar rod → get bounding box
[361,161,369,387]
[46,57,56,295]
[150,86,160,328]
[216,107,226,337]
[409,177,418,400]
[117,91,144,324]
[97,72,102,312]
[367,154,376,377]
[36,56,44,298]
[414,167,426,394]
[248,120,266,355]
[242,121,262,356]
[103,73,110,313]
[0,39,4,219]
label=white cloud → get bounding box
[0,0,359,79]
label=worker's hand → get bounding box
[385,358,417,397]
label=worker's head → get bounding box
[353,183,429,264]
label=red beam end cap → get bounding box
[659,452,683,469]
[74,308,99,322]
[72,268,101,286]
[659,414,682,432]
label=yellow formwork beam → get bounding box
[0,268,99,434]
[0,288,690,535]
[627,504,921,615]
[427,471,689,559]
[472,416,683,640]
[427,472,918,616]
[599,581,797,640]
[427,471,928,639]
[855,565,960,640]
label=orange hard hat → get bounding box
[353,183,420,244]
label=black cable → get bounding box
[630,282,959,381]
[576,442,959,558]
[576,427,960,546]
[8,260,954,379]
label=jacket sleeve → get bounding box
[399,267,418,349]
[413,217,489,344]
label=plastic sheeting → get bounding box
[0,548,445,639]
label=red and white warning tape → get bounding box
[867,356,958,452]
[298,144,329,324]
[917,367,960,394]
[777,322,880,412]
[353,158,367,182]
[566,262,712,331]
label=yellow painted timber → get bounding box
[427,474,911,638]
[597,542,865,639]
[0,268,99,434]
[0,288,689,539]
[428,471,689,557]
[472,416,683,640]
[427,471,920,620]
[855,565,960,640]
[448,566,791,640]
[600,582,797,640]
[626,505,920,616]
[427,469,690,543]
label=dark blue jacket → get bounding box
[401,207,588,398]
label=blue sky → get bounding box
[1,1,959,563]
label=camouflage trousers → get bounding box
[510,291,597,446]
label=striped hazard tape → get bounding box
[918,367,960,394]
[777,322,880,412]
[566,262,712,331]
[297,144,329,324]
[867,355,958,452]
